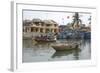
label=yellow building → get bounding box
[23,19,59,34]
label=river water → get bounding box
[22,39,91,62]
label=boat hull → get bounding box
[52,44,79,51]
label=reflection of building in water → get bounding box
[23,18,59,34]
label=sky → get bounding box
[23,10,91,26]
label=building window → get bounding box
[46,24,51,27]
[36,28,38,32]
[34,22,39,26]
[54,29,57,33]
[40,28,43,33]
[46,29,50,33]
[54,24,57,27]
[31,27,34,32]
[41,24,44,26]
[51,29,53,32]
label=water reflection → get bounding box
[23,39,91,62]
[52,48,81,58]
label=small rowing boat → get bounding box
[52,43,79,51]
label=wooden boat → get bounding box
[35,39,56,42]
[34,35,56,43]
[52,43,79,51]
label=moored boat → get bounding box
[52,43,79,51]
[35,38,56,42]
[34,35,56,43]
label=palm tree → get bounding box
[72,12,82,29]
